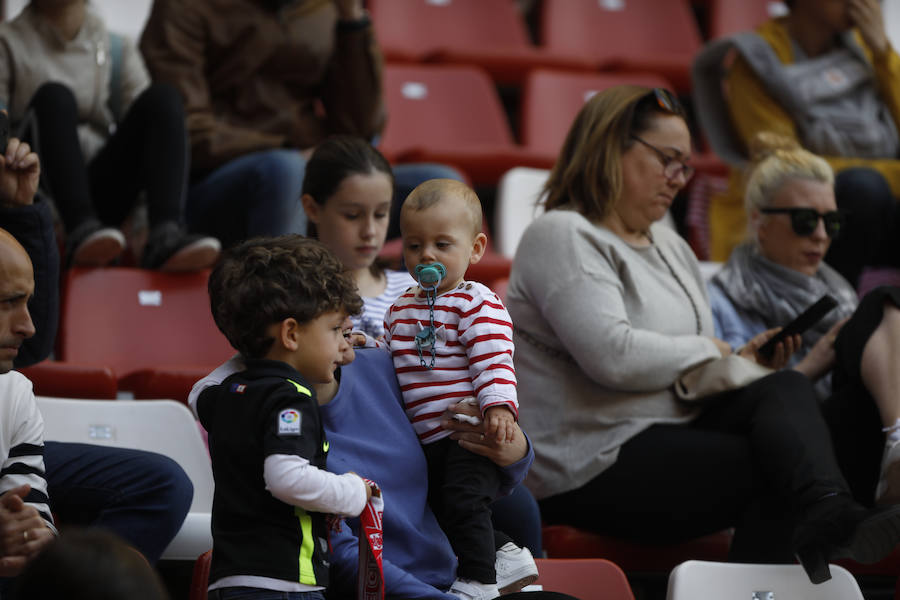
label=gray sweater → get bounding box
[506,208,721,499]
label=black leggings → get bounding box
[539,370,848,563]
[24,81,188,232]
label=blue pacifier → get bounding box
[414,262,447,292]
[413,262,446,369]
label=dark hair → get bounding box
[543,86,687,221]
[13,528,170,600]
[208,235,363,359]
[302,135,394,238]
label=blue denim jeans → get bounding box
[188,151,465,248]
[827,167,900,287]
[208,587,326,600]
[491,484,543,557]
[188,149,308,248]
[44,442,193,564]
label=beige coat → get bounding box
[0,5,150,162]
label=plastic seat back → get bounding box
[380,63,515,157]
[369,0,582,85]
[520,70,672,163]
[539,0,702,91]
[535,558,635,600]
[495,167,548,259]
[36,396,214,560]
[190,549,212,600]
[379,63,531,183]
[666,560,865,600]
[57,267,233,379]
[370,0,531,62]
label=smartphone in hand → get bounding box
[757,295,838,360]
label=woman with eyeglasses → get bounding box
[709,132,900,504]
[506,86,900,583]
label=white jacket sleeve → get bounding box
[264,454,368,517]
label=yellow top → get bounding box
[709,17,900,261]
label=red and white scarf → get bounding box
[357,480,384,600]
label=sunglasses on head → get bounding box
[648,87,684,115]
[759,207,844,239]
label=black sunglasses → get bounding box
[759,207,844,239]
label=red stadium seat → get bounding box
[379,64,544,185]
[19,362,118,399]
[56,268,233,394]
[539,0,703,93]
[707,0,788,40]
[542,525,732,573]
[543,524,900,579]
[835,548,900,577]
[520,69,673,166]
[126,366,219,407]
[535,558,635,600]
[190,550,212,600]
[369,0,580,85]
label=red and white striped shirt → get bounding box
[384,281,518,444]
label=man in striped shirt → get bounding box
[384,180,535,600]
[0,228,55,577]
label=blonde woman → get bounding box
[709,133,900,512]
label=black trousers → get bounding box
[823,285,900,506]
[540,370,849,563]
[424,437,505,583]
[24,81,188,232]
[826,167,900,288]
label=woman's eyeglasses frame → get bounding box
[630,135,695,183]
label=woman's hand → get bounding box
[442,402,527,467]
[794,318,847,381]
[850,0,888,56]
[738,327,801,369]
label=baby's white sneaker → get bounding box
[448,578,500,600]
[495,542,539,594]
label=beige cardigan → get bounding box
[506,209,721,499]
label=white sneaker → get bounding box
[156,236,221,272]
[495,542,538,594]
[71,226,125,267]
[448,578,500,600]
[876,439,900,505]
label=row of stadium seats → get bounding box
[378,64,727,186]
[188,552,872,599]
[369,0,788,90]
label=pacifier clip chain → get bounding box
[413,262,446,369]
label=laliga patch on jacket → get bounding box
[278,409,301,436]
